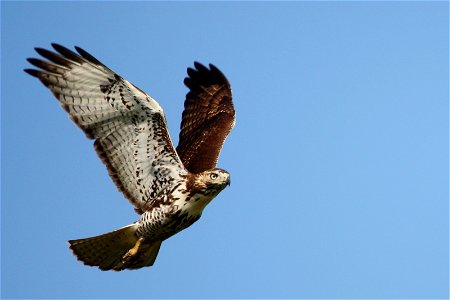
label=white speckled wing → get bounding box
[25,44,185,213]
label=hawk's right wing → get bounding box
[176,62,235,174]
[25,44,185,214]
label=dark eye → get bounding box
[210,173,218,180]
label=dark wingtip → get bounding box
[193,61,205,69]
[74,46,84,53]
[34,47,62,64]
[209,63,221,74]
[50,43,66,51]
[51,43,72,55]
[24,68,40,77]
[51,43,85,63]
[75,46,103,66]
[186,61,208,80]
[209,63,228,79]
[51,42,63,49]
[26,58,43,68]
[34,47,47,56]
[193,61,208,72]
[193,61,226,77]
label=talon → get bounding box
[122,237,144,262]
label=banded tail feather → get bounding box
[68,224,162,271]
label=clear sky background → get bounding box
[2,1,448,299]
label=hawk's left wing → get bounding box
[176,62,235,174]
[25,44,185,214]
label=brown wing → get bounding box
[176,62,235,174]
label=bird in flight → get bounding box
[25,44,235,271]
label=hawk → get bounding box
[25,44,235,271]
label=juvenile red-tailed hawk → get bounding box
[25,44,235,271]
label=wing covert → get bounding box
[25,44,185,213]
[176,62,235,174]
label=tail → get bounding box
[68,224,162,271]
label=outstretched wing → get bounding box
[25,44,185,213]
[176,62,235,174]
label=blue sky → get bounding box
[2,1,448,299]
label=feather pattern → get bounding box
[177,62,235,174]
[25,44,185,213]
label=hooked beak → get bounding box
[226,176,231,187]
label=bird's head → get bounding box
[184,169,230,214]
[192,168,231,196]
